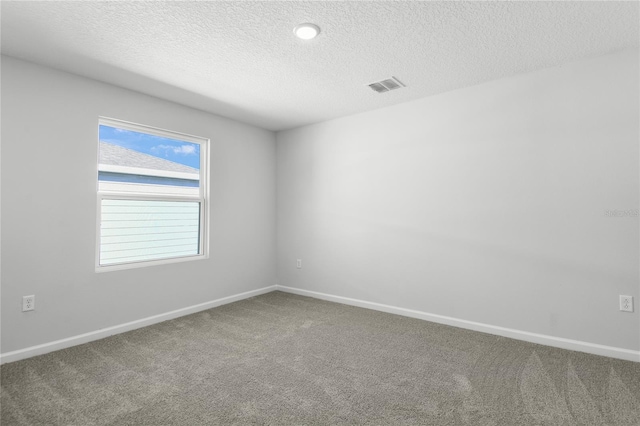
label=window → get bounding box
[96,117,209,271]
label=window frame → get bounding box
[95,117,210,272]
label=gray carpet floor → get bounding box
[1,291,639,425]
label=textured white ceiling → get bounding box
[2,1,638,131]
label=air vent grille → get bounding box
[368,76,405,93]
[368,82,389,93]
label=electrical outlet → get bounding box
[619,295,633,312]
[22,295,35,312]
[296,259,302,269]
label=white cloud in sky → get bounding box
[151,144,197,156]
[174,145,196,155]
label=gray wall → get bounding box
[277,49,640,351]
[3,48,639,356]
[1,56,277,353]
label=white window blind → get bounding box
[100,199,201,266]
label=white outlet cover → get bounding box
[619,295,633,312]
[22,295,35,312]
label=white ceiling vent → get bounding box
[368,77,405,93]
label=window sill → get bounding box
[95,253,208,273]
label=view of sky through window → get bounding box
[99,125,200,169]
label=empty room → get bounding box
[1,1,639,425]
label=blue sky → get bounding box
[99,125,200,169]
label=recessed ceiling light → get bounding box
[293,23,320,40]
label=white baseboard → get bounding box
[0,285,277,365]
[276,285,640,363]
[4,284,637,365]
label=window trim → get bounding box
[95,117,210,272]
